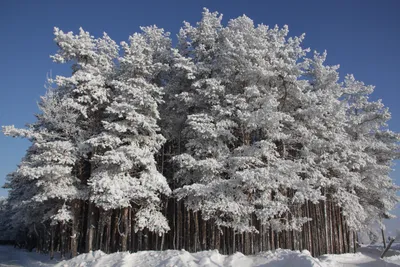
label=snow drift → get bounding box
[1,245,400,267]
[55,249,325,267]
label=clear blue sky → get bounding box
[1,0,399,234]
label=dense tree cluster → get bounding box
[1,9,399,258]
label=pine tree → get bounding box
[170,9,321,234]
[342,74,399,229]
[87,26,171,234]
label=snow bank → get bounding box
[320,250,400,267]
[384,255,400,266]
[1,245,400,267]
[55,249,324,267]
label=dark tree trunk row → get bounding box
[19,196,357,259]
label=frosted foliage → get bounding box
[134,205,170,234]
[166,9,399,233]
[50,204,72,225]
[340,74,400,228]
[3,91,80,207]
[2,9,399,240]
[87,26,171,232]
[1,91,83,236]
[51,27,119,121]
[171,10,320,232]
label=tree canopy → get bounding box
[1,8,398,257]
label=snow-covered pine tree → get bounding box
[342,74,399,231]
[294,51,356,254]
[86,26,172,251]
[3,88,81,256]
[167,10,325,254]
[49,27,119,255]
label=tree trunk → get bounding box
[143,228,149,250]
[111,210,119,252]
[130,208,135,252]
[127,207,132,251]
[177,201,181,249]
[323,200,329,254]
[232,229,236,253]
[215,227,220,251]
[105,212,112,253]
[60,223,65,259]
[185,209,190,250]
[337,206,343,253]
[50,226,54,260]
[70,201,79,258]
[97,211,104,251]
[381,228,386,249]
[306,201,312,254]
[137,230,142,251]
[194,212,200,252]
[121,207,129,251]
[202,217,207,250]
[86,202,95,252]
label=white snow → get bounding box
[0,245,399,267]
[53,249,324,267]
[0,245,57,267]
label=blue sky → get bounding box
[0,0,399,234]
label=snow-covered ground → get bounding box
[0,245,56,267]
[0,245,399,267]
